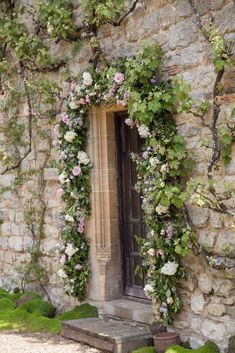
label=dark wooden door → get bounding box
[115,112,146,299]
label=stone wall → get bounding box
[0,0,235,351]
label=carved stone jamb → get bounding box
[86,106,125,302]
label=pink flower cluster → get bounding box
[78,217,85,233]
[75,263,82,270]
[114,72,125,85]
[166,226,174,238]
[61,113,70,125]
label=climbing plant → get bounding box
[0,0,234,325]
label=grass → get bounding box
[0,288,98,334]
[132,341,220,353]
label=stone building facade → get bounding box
[0,0,235,352]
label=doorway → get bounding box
[115,112,146,299]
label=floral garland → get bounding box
[56,43,193,324]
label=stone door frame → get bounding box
[86,106,126,304]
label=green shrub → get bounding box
[59,303,98,321]
[20,299,56,318]
[132,347,156,353]
[166,341,220,353]
[0,297,17,310]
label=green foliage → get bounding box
[209,27,230,72]
[38,0,76,39]
[82,0,125,25]
[20,299,56,318]
[58,303,98,321]
[0,298,17,310]
[166,341,220,353]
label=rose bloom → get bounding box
[56,188,64,197]
[75,263,83,270]
[147,248,155,256]
[125,118,133,126]
[114,72,125,85]
[64,131,77,143]
[72,165,81,176]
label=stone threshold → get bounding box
[61,317,153,353]
[103,299,154,325]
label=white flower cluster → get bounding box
[155,204,168,215]
[138,124,150,138]
[160,261,179,276]
[64,243,77,259]
[69,98,79,110]
[82,72,93,86]
[57,269,68,279]
[65,215,74,222]
[77,151,90,165]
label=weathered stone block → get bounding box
[214,231,235,257]
[8,236,23,252]
[206,303,226,317]
[201,319,226,341]
[191,290,206,314]
[198,273,213,294]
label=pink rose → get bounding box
[117,100,126,107]
[56,188,64,197]
[125,118,133,126]
[75,263,82,270]
[114,72,125,85]
[147,248,155,257]
[72,166,81,176]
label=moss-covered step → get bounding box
[166,341,220,353]
[132,341,220,353]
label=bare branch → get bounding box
[113,0,140,26]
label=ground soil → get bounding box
[0,332,103,353]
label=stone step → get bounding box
[103,299,154,325]
[61,317,153,353]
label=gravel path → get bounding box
[0,332,103,353]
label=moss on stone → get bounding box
[58,303,98,321]
[0,300,98,334]
[132,347,156,353]
[228,336,235,353]
[166,341,220,353]
[18,291,42,301]
[0,298,17,310]
[20,299,56,318]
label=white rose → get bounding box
[77,151,90,165]
[69,99,79,110]
[58,172,66,184]
[138,124,150,138]
[155,205,168,215]
[58,269,68,279]
[143,284,154,298]
[65,215,74,222]
[160,261,179,276]
[82,72,93,86]
[64,131,77,143]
